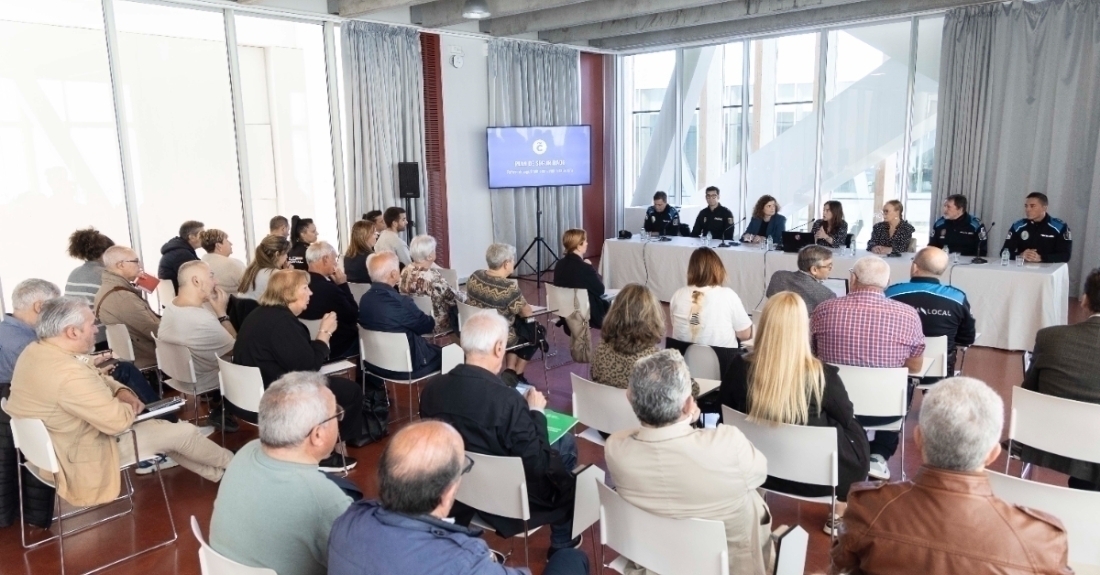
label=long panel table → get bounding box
[599,236,1068,351]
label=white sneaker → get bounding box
[136,455,179,475]
[868,455,891,480]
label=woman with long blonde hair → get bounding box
[720,291,869,536]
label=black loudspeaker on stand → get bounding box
[514,187,559,291]
[398,162,420,244]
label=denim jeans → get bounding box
[544,547,590,575]
[111,361,160,403]
[549,432,579,549]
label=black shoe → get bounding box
[319,453,357,473]
[547,535,583,559]
[555,317,572,337]
[500,369,520,388]
[208,405,239,433]
[538,338,550,354]
[516,372,531,386]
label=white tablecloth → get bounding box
[600,237,1068,351]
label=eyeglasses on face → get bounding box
[123,259,141,264]
[462,454,475,475]
[316,407,345,428]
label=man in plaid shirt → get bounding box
[811,256,925,480]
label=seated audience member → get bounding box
[742,194,786,245]
[65,227,115,349]
[419,311,580,556]
[299,241,359,359]
[343,220,376,284]
[329,420,590,575]
[465,243,540,386]
[237,235,290,300]
[552,229,610,329]
[159,261,237,430]
[867,200,916,255]
[359,251,442,379]
[721,292,869,536]
[7,297,232,506]
[94,246,161,370]
[811,201,848,248]
[643,191,680,235]
[811,256,924,480]
[670,247,752,348]
[269,215,290,240]
[287,215,318,270]
[765,245,837,314]
[607,350,772,574]
[363,209,384,232]
[375,207,411,266]
[399,234,458,332]
[210,371,352,575]
[1021,268,1100,491]
[1,280,157,402]
[233,269,364,468]
[158,220,204,291]
[200,229,246,294]
[832,377,1072,575]
[885,247,976,376]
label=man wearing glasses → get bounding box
[765,245,838,314]
[93,245,161,370]
[210,371,353,575]
[691,185,736,240]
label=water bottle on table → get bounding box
[1001,249,1009,266]
[704,231,711,248]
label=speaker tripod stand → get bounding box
[514,187,559,292]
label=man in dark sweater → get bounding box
[357,251,441,378]
[765,244,837,314]
[419,309,580,558]
[158,220,204,292]
[299,241,359,359]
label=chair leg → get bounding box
[900,420,907,481]
[522,520,531,570]
[1005,439,1013,474]
[56,490,66,575]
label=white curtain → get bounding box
[934,0,1100,293]
[489,39,582,276]
[341,22,428,234]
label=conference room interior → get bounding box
[3,0,1099,573]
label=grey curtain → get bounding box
[489,39,582,275]
[342,22,427,234]
[934,0,1100,293]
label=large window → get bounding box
[682,43,743,208]
[622,50,675,206]
[905,17,944,242]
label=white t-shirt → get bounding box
[375,230,411,265]
[158,300,235,393]
[670,285,753,348]
[238,268,274,300]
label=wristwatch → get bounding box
[217,316,229,323]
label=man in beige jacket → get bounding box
[7,297,232,507]
[94,245,160,369]
[605,350,773,575]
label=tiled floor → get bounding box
[0,277,1084,575]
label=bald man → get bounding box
[886,247,976,377]
[94,245,160,369]
[328,420,589,575]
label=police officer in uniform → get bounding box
[1003,192,1072,263]
[929,194,986,256]
[643,191,681,235]
[691,186,735,240]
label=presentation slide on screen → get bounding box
[487,126,592,189]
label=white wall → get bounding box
[440,35,492,280]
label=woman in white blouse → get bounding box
[670,247,753,348]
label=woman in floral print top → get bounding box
[398,235,458,332]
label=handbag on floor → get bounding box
[351,377,389,447]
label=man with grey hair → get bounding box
[210,371,352,575]
[299,240,358,358]
[812,255,924,480]
[419,309,581,557]
[606,350,772,574]
[94,245,161,369]
[765,244,838,314]
[6,297,231,507]
[832,377,1072,575]
[358,251,441,380]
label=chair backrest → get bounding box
[571,373,641,436]
[1010,387,1100,465]
[299,318,322,340]
[439,268,459,291]
[358,326,413,373]
[454,452,530,521]
[441,343,464,373]
[774,526,809,575]
[684,345,722,381]
[154,336,198,384]
[216,358,265,414]
[831,364,909,418]
[987,471,1100,571]
[456,300,479,332]
[572,465,606,539]
[721,406,838,488]
[3,398,60,474]
[191,516,277,575]
[546,285,589,320]
[849,219,864,241]
[155,280,176,311]
[906,237,918,252]
[347,282,371,304]
[923,335,949,378]
[105,323,136,362]
[598,482,730,575]
[411,294,434,317]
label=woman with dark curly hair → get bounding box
[65,227,115,347]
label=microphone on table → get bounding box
[718,217,747,248]
[971,221,995,264]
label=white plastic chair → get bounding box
[773,525,810,575]
[154,335,217,424]
[216,358,264,446]
[3,398,177,575]
[454,452,542,568]
[685,345,722,380]
[544,285,588,371]
[299,318,322,340]
[914,335,949,390]
[832,364,910,479]
[105,324,137,363]
[456,300,478,332]
[598,481,730,574]
[439,267,459,291]
[347,282,371,304]
[155,280,176,312]
[1006,387,1100,478]
[190,516,276,575]
[570,373,640,447]
[441,343,464,373]
[358,327,441,423]
[987,471,1100,574]
[410,294,452,340]
[721,406,839,538]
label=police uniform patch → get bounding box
[727,218,733,224]
[1021,231,1029,241]
[1065,230,1071,240]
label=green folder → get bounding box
[544,409,580,444]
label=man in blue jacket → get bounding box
[358,251,441,379]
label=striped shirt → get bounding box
[65,261,107,343]
[810,288,925,368]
